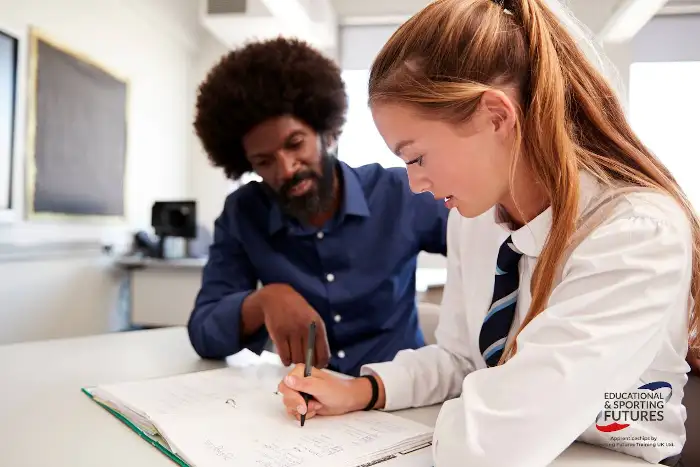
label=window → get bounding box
[337,25,404,169]
[337,69,404,169]
[629,61,700,210]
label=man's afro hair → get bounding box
[193,37,348,180]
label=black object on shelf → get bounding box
[151,201,197,258]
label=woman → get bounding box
[277,0,699,465]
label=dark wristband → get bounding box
[360,374,379,411]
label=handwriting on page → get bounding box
[204,439,237,462]
[98,368,279,416]
[96,368,432,467]
[159,404,428,467]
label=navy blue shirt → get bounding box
[187,161,449,376]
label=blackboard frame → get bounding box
[0,28,18,219]
[24,27,129,223]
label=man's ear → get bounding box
[322,132,339,155]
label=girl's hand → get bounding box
[277,364,373,421]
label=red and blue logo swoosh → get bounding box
[595,381,672,433]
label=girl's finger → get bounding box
[308,400,323,412]
[281,387,306,407]
[286,405,317,421]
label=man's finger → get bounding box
[314,323,331,368]
[279,338,292,367]
[290,334,305,364]
[270,333,292,367]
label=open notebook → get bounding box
[82,351,433,467]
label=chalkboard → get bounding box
[26,29,128,220]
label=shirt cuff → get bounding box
[360,361,414,411]
[190,289,267,358]
[210,291,253,342]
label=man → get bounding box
[189,37,449,376]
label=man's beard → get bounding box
[270,150,336,225]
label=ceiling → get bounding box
[329,0,430,24]
[197,0,699,50]
[661,0,700,14]
[328,0,700,24]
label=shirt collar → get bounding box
[267,160,370,236]
[338,160,371,219]
[495,171,603,257]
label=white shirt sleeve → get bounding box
[360,209,477,411]
[434,213,692,467]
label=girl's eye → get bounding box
[406,155,424,167]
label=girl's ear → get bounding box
[480,89,517,137]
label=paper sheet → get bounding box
[93,367,432,467]
[154,393,432,467]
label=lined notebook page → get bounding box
[154,393,432,467]
[92,366,432,467]
[93,365,288,417]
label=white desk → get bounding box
[0,327,653,466]
[117,256,447,327]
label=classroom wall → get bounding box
[0,0,203,344]
[188,32,232,234]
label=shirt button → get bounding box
[337,350,346,359]
[334,314,342,323]
[326,273,335,282]
[316,231,324,239]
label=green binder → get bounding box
[81,387,190,467]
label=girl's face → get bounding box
[371,90,520,219]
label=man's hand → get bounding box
[246,284,331,368]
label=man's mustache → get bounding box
[280,171,318,198]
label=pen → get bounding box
[300,320,316,427]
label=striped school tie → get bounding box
[479,235,523,367]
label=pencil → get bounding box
[300,321,316,427]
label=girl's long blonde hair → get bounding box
[369,0,700,362]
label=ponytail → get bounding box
[498,0,583,362]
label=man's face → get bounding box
[242,115,335,222]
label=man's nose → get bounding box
[276,152,299,181]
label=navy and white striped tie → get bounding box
[479,236,523,367]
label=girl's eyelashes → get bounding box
[406,155,424,166]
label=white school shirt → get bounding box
[362,172,693,467]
